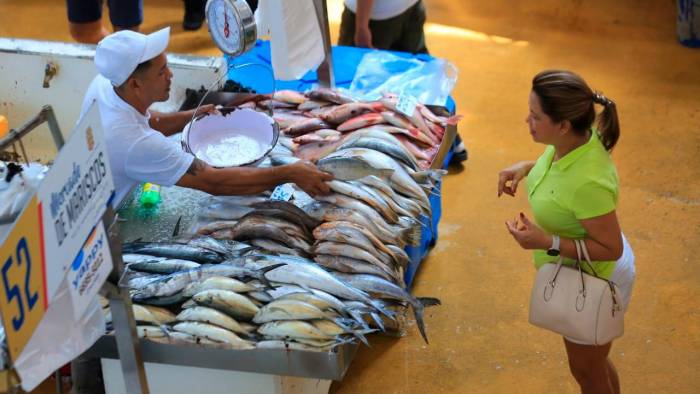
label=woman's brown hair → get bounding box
[532,70,620,151]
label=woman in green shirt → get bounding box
[498,70,635,394]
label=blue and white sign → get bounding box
[270,183,295,202]
[66,223,112,319]
[36,103,114,303]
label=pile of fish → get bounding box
[110,235,432,352]
[226,88,461,169]
[112,88,458,352]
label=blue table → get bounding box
[227,41,457,286]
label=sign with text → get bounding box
[0,196,47,362]
[36,104,114,302]
[66,223,112,319]
[396,93,418,118]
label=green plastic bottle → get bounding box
[139,183,162,208]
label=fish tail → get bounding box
[417,297,442,307]
[400,219,422,247]
[347,310,371,330]
[445,115,463,126]
[352,330,371,346]
[411,302,430,344]
[255,263,286,290]
[369,312,386,332]
[369,300,397,321]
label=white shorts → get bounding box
[565,233,636,345]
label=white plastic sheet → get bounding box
[348,51,458,106]
[256,0,325,80]
[13,275,105,392]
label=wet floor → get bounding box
[1,0,698,393]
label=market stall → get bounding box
[0,1,463,393]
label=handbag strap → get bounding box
[575,239,600,278]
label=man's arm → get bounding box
[354,0,374,48]
[176,158,333,197]
[149,105,217,136]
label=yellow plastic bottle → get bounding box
[0,115,8,139]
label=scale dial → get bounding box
[205,0,256,57]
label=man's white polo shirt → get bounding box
[79,75,194,206]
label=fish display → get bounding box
[111,88,459,353]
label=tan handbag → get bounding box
[529,239,624,345]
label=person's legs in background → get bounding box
[106,0,143,32]
[67,0,142,44]
[67,0,109,43]
[183,0,206,31]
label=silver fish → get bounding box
[128,259,201,274]
[333,273,441,344]
[176,306,252,335]
[182,276,257,297]
[173,322,255,349]
[122,254,165,264]
[314,194,420,246]
[317,156,394,181]
[326,148,431,211]
[253,300,329,323]
[303,201,408,247]
[243,254,393,317]
[192,289,260,321]
[326,180,398,223]
[121,242,222,264]
[339,136,420,171]
[258,320,333,340]
[314,254,399,283]
[314,241,393,272]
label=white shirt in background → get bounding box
[78,75,194,206]
[344,0,420,20]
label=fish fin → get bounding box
[411,169,446,184]
[369,300,396,321]
[369,312,386,332]
[411,302,430,344]
[400,219,422,247]
[332,336,357,349]
[172,216,182,238]
[445,115,463,126]
[347,310,371,330]
[417,297,442,307]
[352,330,371,346]
[255,263,287,290]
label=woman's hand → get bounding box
[506,212,551,250]
[498,161,535,197]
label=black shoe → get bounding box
[449,135,468,164]
[183,0,206,31]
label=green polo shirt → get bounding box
[526,132,619,279]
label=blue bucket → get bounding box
[678,0,700,47]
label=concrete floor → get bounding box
[1,0,699,393]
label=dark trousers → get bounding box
[338,1,429,54]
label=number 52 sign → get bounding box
[0,195,47,362]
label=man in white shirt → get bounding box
[79,27,332,208]
[339,0,427,53]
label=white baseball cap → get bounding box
[95,27,170,86]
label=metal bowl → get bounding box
[181,108,279,168]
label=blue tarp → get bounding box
[226,41,457,286]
